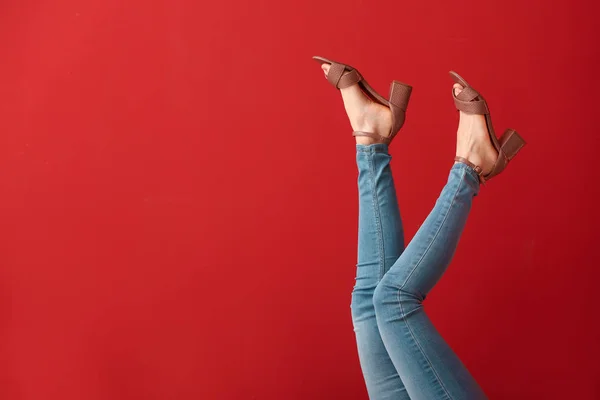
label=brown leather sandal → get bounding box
[450,71,526,184]
[313,56,412,145]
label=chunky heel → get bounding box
[500,129,526,161]
[390,81,412,111]
[388,81,412,134]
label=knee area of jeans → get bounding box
[373,280,422,313]
[372,281,394,313]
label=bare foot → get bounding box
[453,83,498,175]
[321,64,392,145]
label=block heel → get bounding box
[500,129,526,161]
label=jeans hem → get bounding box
[451,162,480,187]
[356,143,389,154]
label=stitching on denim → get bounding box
[397,167,467,400]
[367,153,385,281]
[398,167,465,290]
[398,289,453,400]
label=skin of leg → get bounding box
[373,164,488,400]
[352,143,411,400]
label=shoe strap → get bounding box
[327,62,362,89]
[454,156,486,184]
[452,85,489,115]
[353,131,391,144]
[456,86,480,102]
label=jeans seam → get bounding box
[398,167,465,290]
[367,153,386,281]
[397,289,453,400]
[397,167,466,400]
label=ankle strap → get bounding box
[454,156,486,184]
[353,131,391,145]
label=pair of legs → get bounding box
[319,64,490,399]
[353,149,485,400]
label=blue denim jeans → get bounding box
[351,144,487,400]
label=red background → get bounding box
[0,0,598,399]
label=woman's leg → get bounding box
[372,83,496,400]
[318,63,409,399]
[373,164,486,400]
[353,143,410,400]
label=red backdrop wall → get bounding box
[0,0,598,398]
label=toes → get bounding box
[321,64,330,78]
[453,83,464,97]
